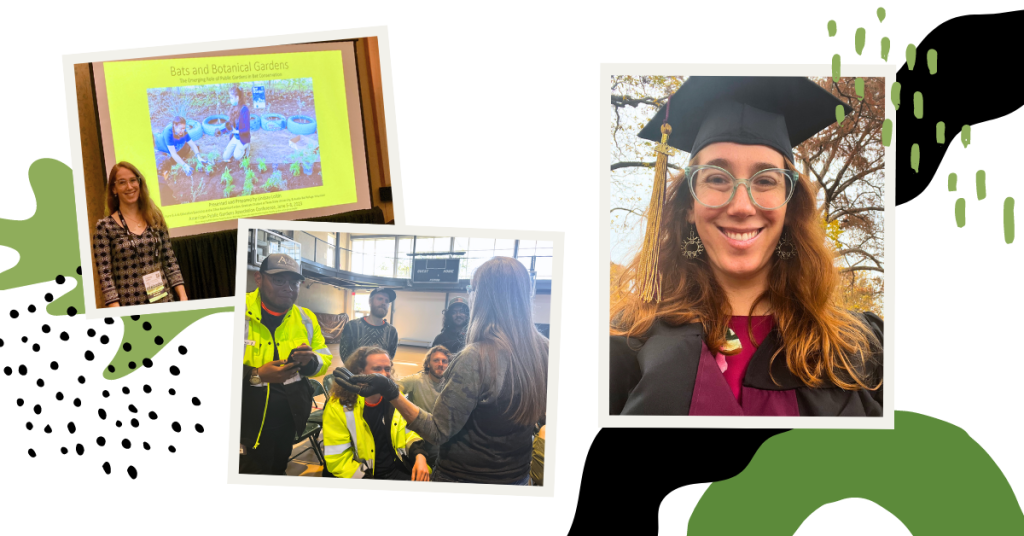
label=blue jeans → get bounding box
[431,467,531,486]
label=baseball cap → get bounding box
[260,253,305,280]
[370,287,397,302]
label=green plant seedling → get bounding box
[240,156,250,170]
[221,167,233,185]
[257,158,267,172]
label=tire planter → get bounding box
[202,115,229,136]
[186,119,203,141]
[262,113,286,131]
[249,114,261,132]
[154,129,169,153]
[287,115,317,135]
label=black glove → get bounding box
[335,372,400,402]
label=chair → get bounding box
[288,378,327,466]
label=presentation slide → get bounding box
[99,49,360,232]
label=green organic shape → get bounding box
[835,104,846,126]
[882,119,893,146]
[892,81,901,110]
[962,124,971,148]
[877,7,886,22]
[927,49,938,74]
[937,121,946,144]
[832,54,841,82]
[881,37,890,61]
[688,412,1024,535]
[956,198,966,227]
[914,91,924,119]
[911,143,920,173]
[948,173,957,191]
[0,159,84,316]
[828,20,837,37]
[907,44,917,70]
[977,170,987,201]
[1006,197,1016,244]
[104,308,232,380]
[855,28,866,55]
[855,77,865,100]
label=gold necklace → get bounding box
[119,211,145,232]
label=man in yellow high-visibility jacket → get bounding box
[322,346,431,480]
[240,253,332,475]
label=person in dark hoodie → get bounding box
[431,297,469,355]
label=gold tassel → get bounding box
[638,123,673,303]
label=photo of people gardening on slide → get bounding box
[147,78,321,206]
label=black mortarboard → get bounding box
[638,76,853,162]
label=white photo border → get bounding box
[62,26,404,320]
[599,63,896,429]
[228,218,563,496]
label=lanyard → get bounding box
[117,211,160,264]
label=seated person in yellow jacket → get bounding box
[323,346,431,480]
[240,253,333,475]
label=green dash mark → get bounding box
[956,198,966,227]
[103,307,233,380]
[914,91,924,119]
[855,78,865,100]
[882,119,893,146]
[836,104,846,126]
[977,170,986,200]
[855,28,866,55]
[828,20,837,37]
[892,82,901,110]
[962,124,971,148]
[832,54,841,82]
[877,7,886,22]
[1006,198,1015,244]
[907,44,917,70]
[937,121,945,144]
[911,143,920,173]
[949,173,957,191]
[927,49,938,74]
[881,37,890,61]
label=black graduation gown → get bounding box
[610,312,883,416]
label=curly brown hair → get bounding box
[422,345,451,374]
[329,346,390,408]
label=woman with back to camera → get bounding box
[92,162,187,307]
[220,85,251,163]
[336,256,548,485]
[610,76,882,416]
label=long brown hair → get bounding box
[611,154,880,391]
[106,161,167,229]
[228,86,248,126]
[330,346,390,408]
[465,257,548,426]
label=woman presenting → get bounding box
[335,257,548,485]
[92,162,187,307]
[610,76,882,416]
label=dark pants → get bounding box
[239,398,294,475]
[431,467,531,486]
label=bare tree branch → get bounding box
[612,161,681,171]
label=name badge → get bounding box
[244,340,257,347]
[143,271,168,303]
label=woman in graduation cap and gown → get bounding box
[610,76,883,416]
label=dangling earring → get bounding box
[776,229,797,260]
[681,225,704,259]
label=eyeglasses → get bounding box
[115,177,140,188]
[685,165,798,210]
[269,276,301,289]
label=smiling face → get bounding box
[113,166,141,207]
[688,142,788,287]
[449,303,468,327]
[173,121,187,138]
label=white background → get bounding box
[1,1,1022,534]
